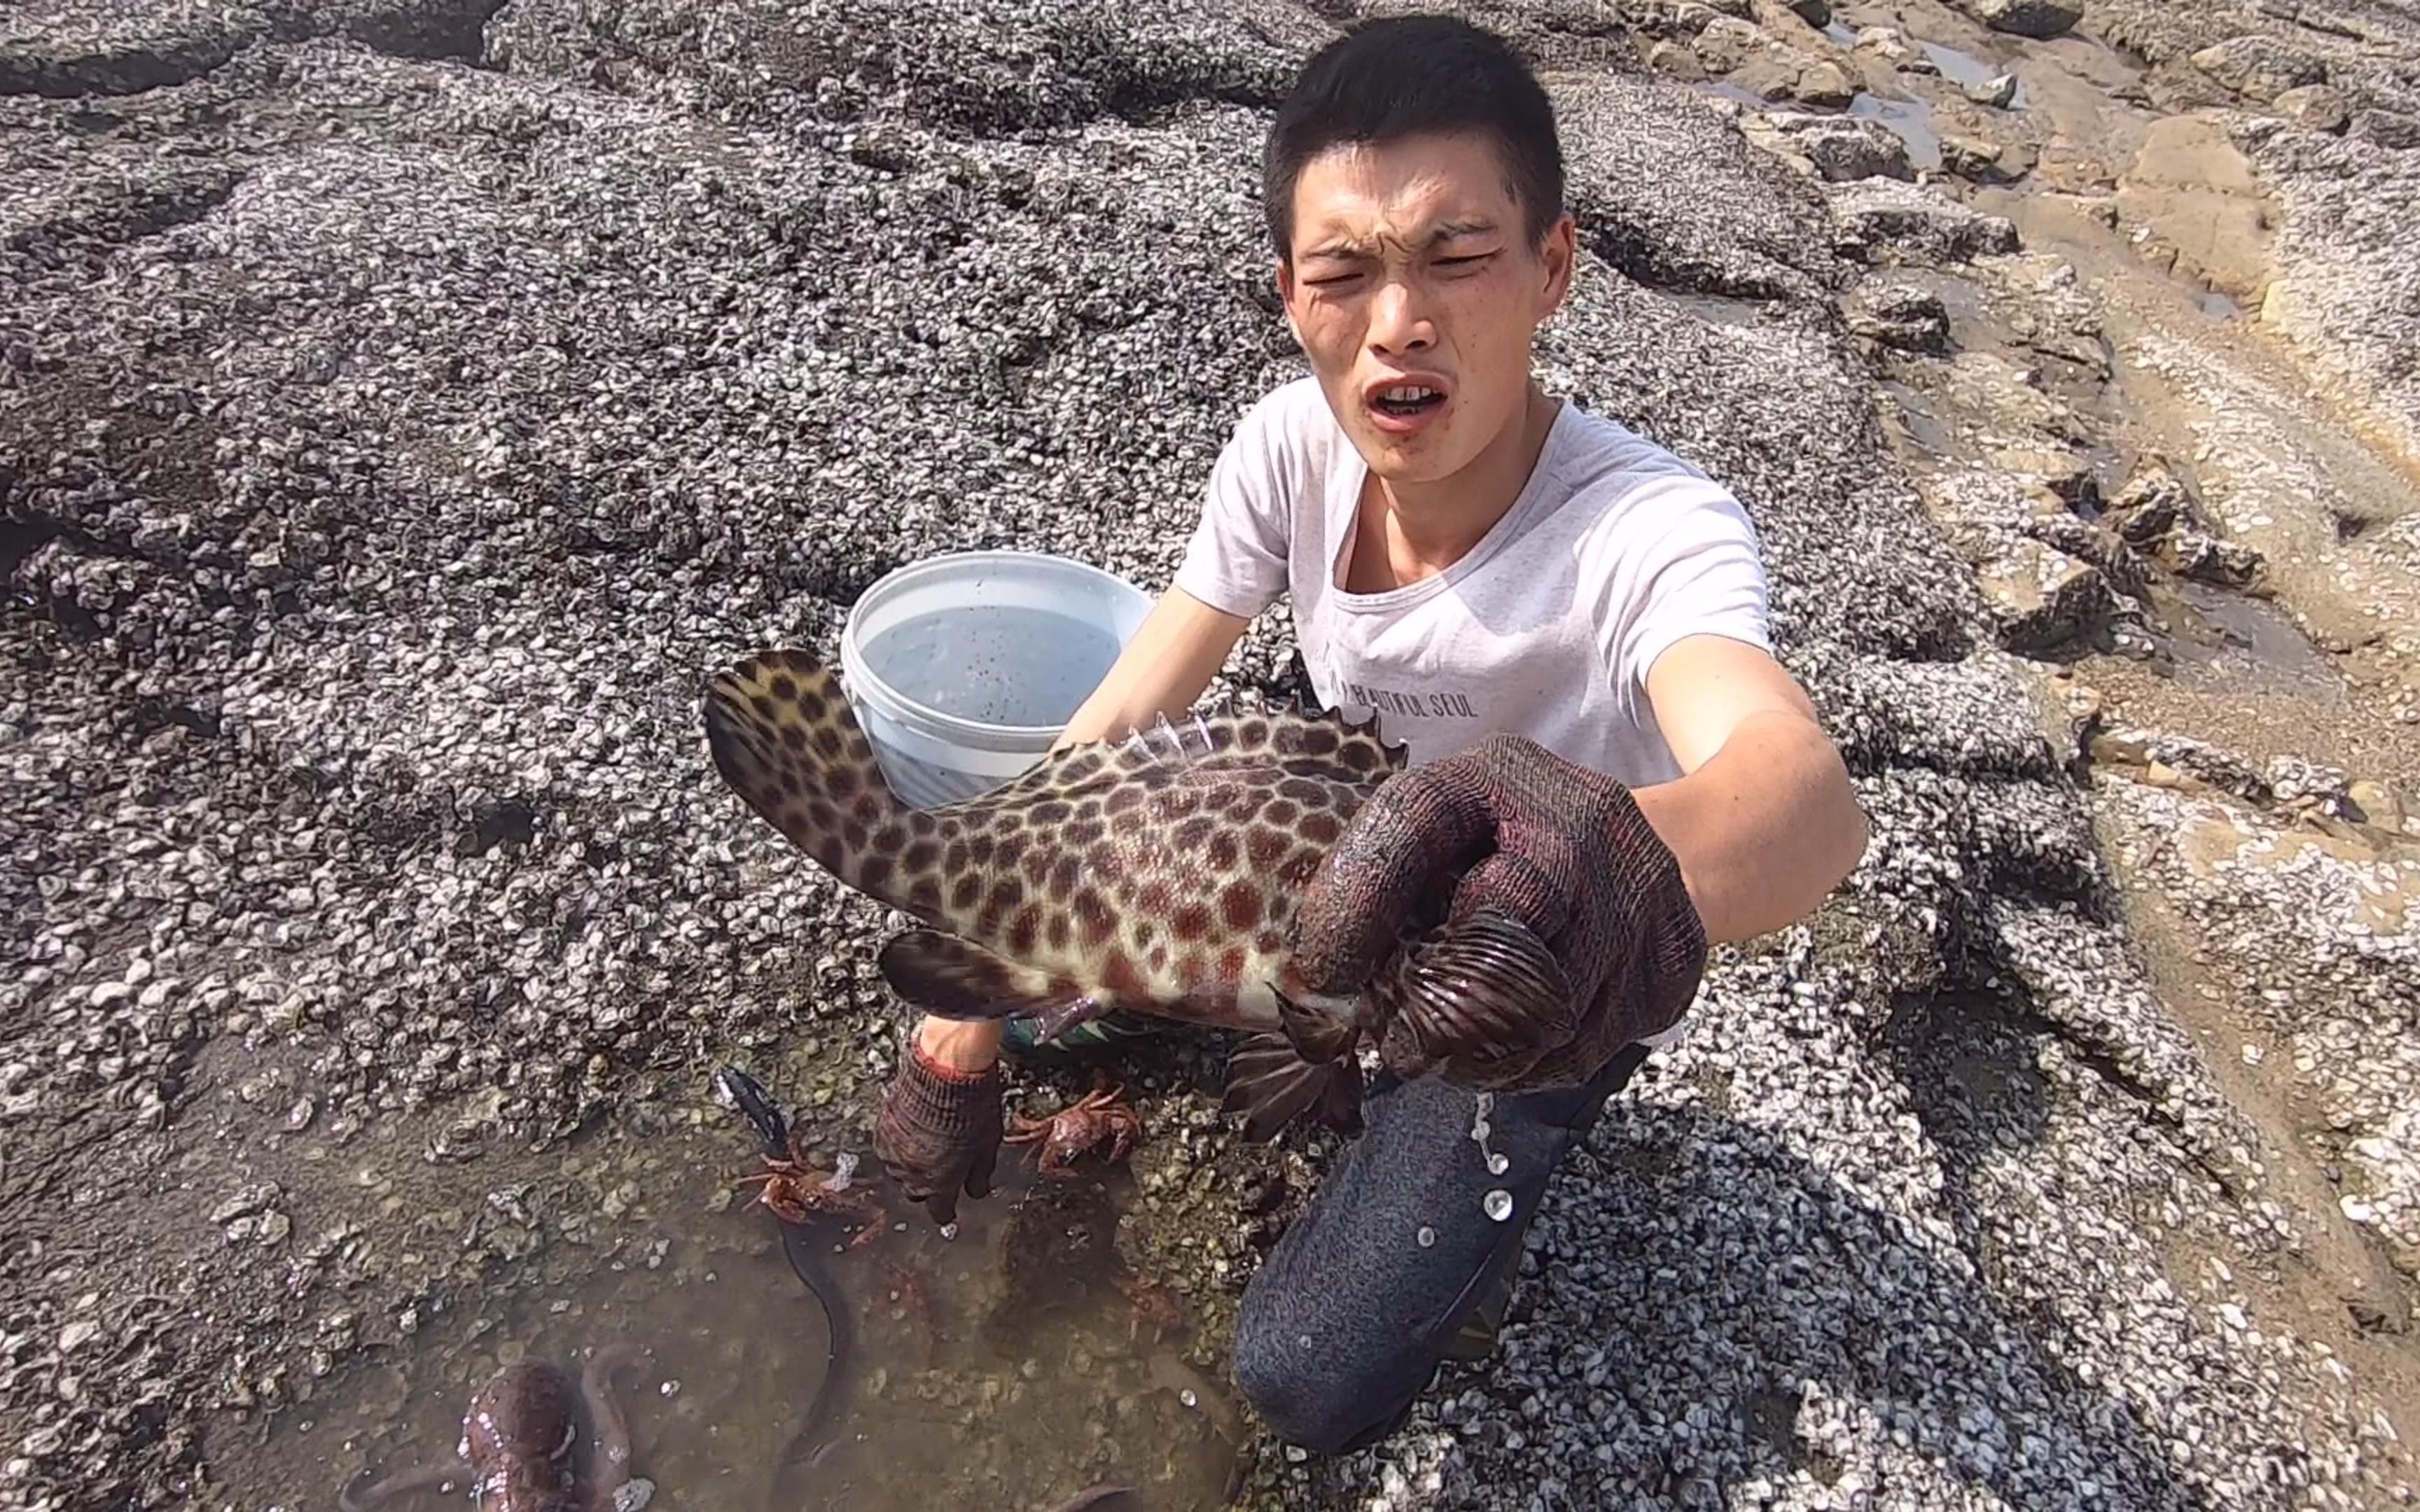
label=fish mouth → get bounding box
[1361,372,1451,435]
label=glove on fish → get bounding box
[873,1039,1003,1226]
[1287,732,1709,1091]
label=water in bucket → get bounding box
[857,603,1127,730]
[840,551,1155,807]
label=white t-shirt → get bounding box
[1173,376,1774,788]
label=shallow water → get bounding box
[2157,578,2348,701]
[1915,37,2027,108]
[1850,90,1944,173]
[206,1107,1244,1512]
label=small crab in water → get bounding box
[733,1136,888,1247]
[1006,1074,1144,1180]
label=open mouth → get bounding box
[1370,384,1446,418]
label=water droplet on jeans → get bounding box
[1417,1225,1435,1247]
[1487,1152,1508,1175]
[1483,1189,1513,1222]
[1181,1388,1199,1408]
[938,1222,959,1241]
[1298,1334,1313,1350]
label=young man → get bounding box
[872,14,1868,1455]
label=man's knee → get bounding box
[1230,1291,1428,1457]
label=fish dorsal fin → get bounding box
[962,690,1408,808]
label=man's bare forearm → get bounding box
[1629,708,1868,946]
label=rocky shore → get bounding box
[4,0,2416,1508]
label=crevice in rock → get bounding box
[0,36,249,98]
[0,0,510,100]
[1578,210,1807,304]
[4,174,245,272]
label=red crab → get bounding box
[732,1130,889,1249]
[1006,1074,1144,1180]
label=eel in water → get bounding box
[716,1065,861,1476]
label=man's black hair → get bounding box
[1261,15,1566,260]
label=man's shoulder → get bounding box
[1232,373,1342,446]
[1551,402,1720,494]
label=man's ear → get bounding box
[1275,254,1305,345]
[1538,213,1578,313]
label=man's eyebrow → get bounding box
[1299,217,1501,259]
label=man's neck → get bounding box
[1351,383,1561,589]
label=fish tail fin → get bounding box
[702,648,912,902]
[1221,1033,1365,1142]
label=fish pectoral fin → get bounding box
[1396,908,1576,1065]
[1221,1033,1364,1143]
[877,930,1092,1023]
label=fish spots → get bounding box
[858,853,896,895]
[902,840,940,874]
[814,726,844,760]
[1278,777,1327,807]
[1101,949,1147,998]
[1063,819,1104,849]
[770,673,799,704]
[944,840,969,873]
[1218,945,1246,979]
[908,876,943,913]
[1221,878,1264,931]
[1300,811,1341,846]
[1206,832,1240,872]
[1021,848,1051,887]
[796,686,828,723]
[1028,799,1072,826]
[1134,878,1171,917]
[995,811,1026,834]
[805,799,837,835]
[1048,853,1081,901]
[1104,786,1144,816]
[983,877,1027,934]
[1009,906,1041,955]
[1170,904,1212,943]
[1262,799,1299,830]
[1246,827,1289,874]
[781,723,808,752]
[873,822,909,856]
[1073,888,1113,947]
[1057,753,1104,783]
[1239,718,1270,748]
[1047,912,1071,951]
[1257,930,1282,957]
[751,693,780,723]
[1339,741,1381,773]
[1174,816,1214,853]
[1295,726,1339,757]
[910,810,940,837]
[1148,942,1168,972]
[842,819,869,853]
[950,875,982,912]
[827,762,861,799]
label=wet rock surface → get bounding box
[5,4,2420,1512]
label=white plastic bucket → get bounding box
[837,550,1156,808]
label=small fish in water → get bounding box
[699,648,1574,1141]
[339,1350,650,1512]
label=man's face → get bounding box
[1277,130,1576,486]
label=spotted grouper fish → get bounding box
[700,647,1573,1140]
